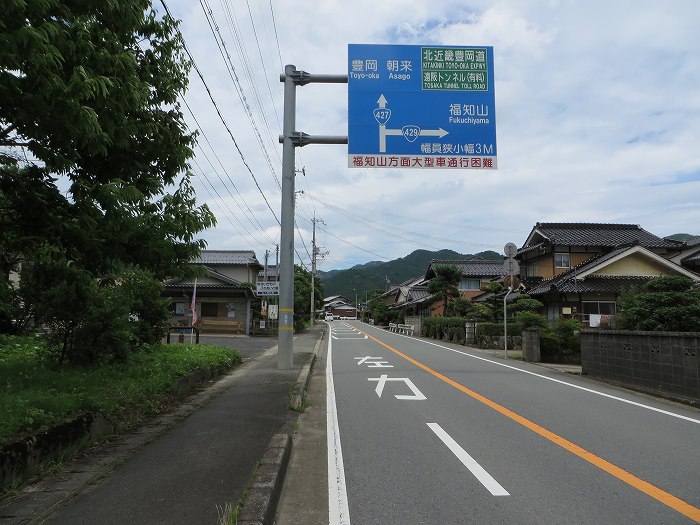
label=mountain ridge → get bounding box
[319,248,502,299]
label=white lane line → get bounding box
[384,330,700,426]
[427,423,510,497]
[327,334,351,525]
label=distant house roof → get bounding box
[323,295,352,305]
[163,267,249,291]
[425,257,505,279]
[332,305,357,312]
[326,300,348,308]
[393,285,434,309]
[258,265,279,280]
[382,275,426,299]
[521,223,681,251]
[194,250,263,268]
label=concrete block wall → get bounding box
[581,330,699,404]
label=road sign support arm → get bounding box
[280,71,348,85]
[278,133,348,147]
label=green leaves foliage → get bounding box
[427,264,462,316]
[294,264,324,329]
[0,2,216,356]
[616,276,700,332]
[0,334,241,443]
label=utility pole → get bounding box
[278,65,347,369]
[264,249,269,281]
[311,215,317,325]
[310,213,326,324]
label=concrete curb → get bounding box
[237,327,325,525]
[236,434,291,525]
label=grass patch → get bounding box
[0,334,241,444]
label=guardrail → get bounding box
[389,323,415,336]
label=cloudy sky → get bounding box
[157,0,700,271]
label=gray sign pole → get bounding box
[278,64,297,369]
[278,65,347,369]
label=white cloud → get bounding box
[161,0,700,270]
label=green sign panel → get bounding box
[421,47,489,91]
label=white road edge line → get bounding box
[377,326,700,425]
[327,334,351,525]
[427,422,510,497]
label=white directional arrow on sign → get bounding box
[375,94,449,153]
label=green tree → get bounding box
[0,1,215,344]
[427,264,462,316]
[480,281,505,322]
[294,265,313,330]
[452,297,491,321]
[1,0,214,278]
[616,275,700,331]
[364,289,388,324]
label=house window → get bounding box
[582,301,616,322]
[459,278,481,291]
[201,302,219,317]
[174,303,186,315]
[554,252,570,268]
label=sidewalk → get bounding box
[0,324,325,525]
[463,346,583,375]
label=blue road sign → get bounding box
[348,44,497,170]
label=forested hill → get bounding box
[318,249,502,299]
[666,233,700,242]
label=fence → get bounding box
[581,330,699,404]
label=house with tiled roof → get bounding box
[322,295,357,319]
[424,257,506,315]
[516,224,698,323]
[162,250,263,334]
[517,222,683,281]
[381,276,427,306]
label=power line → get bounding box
[180,96,277,245]
[318,225,390,261]
[309,195,502,250]
[202,0,282,191]
[158,0,280,226]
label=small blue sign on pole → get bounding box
[348,44,497,170]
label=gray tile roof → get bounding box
[258,265,279,279]
[533,275,652,294]
[163,267,246,289]
[194,250,262,267]
[427,257,505,278]
[524,222,681,249]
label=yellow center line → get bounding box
[357,328,700,523]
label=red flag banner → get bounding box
[191,278,198,325]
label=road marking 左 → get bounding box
[427,423,509,496]
[356,327,700,523]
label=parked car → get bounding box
[325,313,334,321]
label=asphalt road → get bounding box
[326,321,700,525]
